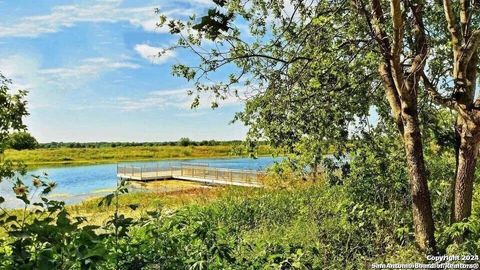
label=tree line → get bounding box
[5,132,248,150]
[37,139,241,149]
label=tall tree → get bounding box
[354,0,437,252]
[0,73,28,180]
[434,0,480,225]
[7,131,38,150]
[160,0,480,253]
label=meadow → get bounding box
[67,181,226,226]
[3,145,273,166]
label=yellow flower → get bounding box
[13,185,27,196]
[32,178,42,187]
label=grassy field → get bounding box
[67,181,227,226]
[4,145,273,166]
[0,181,227,238]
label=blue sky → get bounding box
[0,0,248,143]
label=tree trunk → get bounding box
[452,120,480,222]
[450,118,461,222]
[379,63,437,253]
[451,50,479,223]
[401,108,437,253]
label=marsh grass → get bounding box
[66,183,229,225]
[4,145,273,167]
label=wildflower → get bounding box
[13,185,28,196]
[32,178,42,187]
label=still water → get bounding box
[0,157,280,208]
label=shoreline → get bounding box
[20,154,275,169]
[2,180,216,210]
[4,145,276,169]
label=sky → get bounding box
[0,0,248,143]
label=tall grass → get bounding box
[67,185,227,226]
[4,145,273,166]
[117,182,427,269]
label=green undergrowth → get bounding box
[1,177,479,269]
[115,183,428,269]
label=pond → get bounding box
[0,157,280,208]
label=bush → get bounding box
[7,132,38,150]
[178,137,191,147]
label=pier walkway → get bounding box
[117,163,263,187]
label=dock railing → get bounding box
[171,165,262,184]
[117,165,144,178]
[117,163,263,186]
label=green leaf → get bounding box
[128,204,139,211]
[98,194,114,207]
[6,215,17,223]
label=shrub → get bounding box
[7,132,38,150]
[178,137,191,147]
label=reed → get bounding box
[4,145,273,167]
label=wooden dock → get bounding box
[117,163,263,187]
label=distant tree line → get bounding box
[5,132,267,150]
[36,138,246,149]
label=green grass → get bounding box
[67,182,228,225]
[4,145,273,167]
[0,182,226,238]
[3,178,479,268]
[102,182,426,268]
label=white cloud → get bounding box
[189,0,216,6]
[134,44,176,64]
[115,87,241,111]
[136,7,199,32]
[115,88,189,111]
[0,1,165,38]
[37,57,139,90]
[0,54,139,96]
[135,18,169,32]
[0,0,216,38]
[40,57,139,77]
[0,54,40,93]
